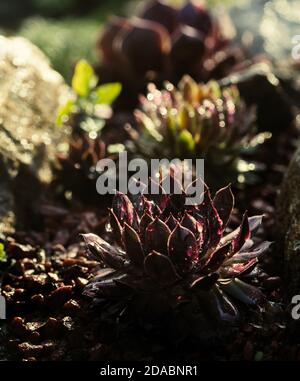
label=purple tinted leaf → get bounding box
[189,273,219,291]
[128,191,145,217]
[108,209,123,245]
[221,258,258,278]
[248,215,264,235]
[220,215,263,248]
[144,251,180,285]
[208,286,239,323]
[197,188,223,253]
[146,177,169,211]
[81,233,125,269]
[167,193,187,213]
[225,241,272,265]
[213,185,234,229]
[161,170,183,195]
[165,213,179,231]
[84,272,133,298]
[112,192,135,227]
[202,243,230,274]
[168,223,198,273]
[185,177,208,200]
[123,223,144,266]
[219,279,267,306]
[145,217,171,255]
[181,211,203,241]
[143,196,162,217]
[231,212,250,254]
[140,212,154,242]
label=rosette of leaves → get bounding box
[57,135,123,203]
[97,0,239,110]
[127,75,270,187]
[82,176,272,339]
[57,59,122,138]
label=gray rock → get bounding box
[277,145,300,294]
[0,36,70,233]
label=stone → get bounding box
[277,145,300,294]
[0,36,70,234]
[220,62,295,133]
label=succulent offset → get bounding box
[57,59,122,137]
[127,75,269,187]
[55,60,123,201]
[82,176,271,329]
[56,135,110,202]
[58,135,107,179]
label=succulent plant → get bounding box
[127,75,270,187]
[57,59,122,137]
[82,177,272,336]
[96,0,238,110]
[56,135,123,203]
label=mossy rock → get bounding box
[0,36,70,233]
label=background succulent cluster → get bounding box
[97,0,239,110]
[127,75,270,187]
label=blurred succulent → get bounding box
[82,177,272,336]
[57,135,122,202]
[0,243,6,263]
[57,59,122,137]
[127,75,270,187]
[96,0,239,110]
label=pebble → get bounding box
[47,285,73,308]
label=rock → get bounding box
[0,36,69,234]
[277,145,300,293]
[220,62,295,133]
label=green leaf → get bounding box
[0,243,6,262]
[135,110,163,142]
[107,144,125,154]
[72,59,96,97]
[56,99,75,126]
[208,80,221,98]
[80,117,106,135]
[178,130,196,153]
[95,83,122,105]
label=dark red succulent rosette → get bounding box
[82,175,272,327]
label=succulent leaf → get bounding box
[145,217,171,255]
[213,184,234,229]
[144,251,180,285]
[123,223,144,266]
[168,223,198,273]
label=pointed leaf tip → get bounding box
[144,251,180,285]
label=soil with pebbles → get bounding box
[1,123,300,361]
[0,195,299,361]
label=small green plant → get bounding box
[0,244,6,263]
[57,59,122,136]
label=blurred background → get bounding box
[0,0,299,82]
[0,0,258,82]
